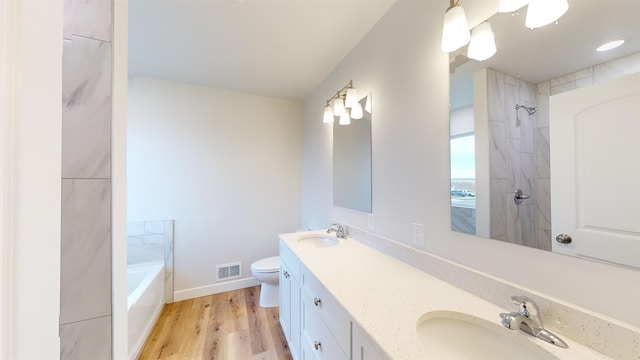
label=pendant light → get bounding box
[345,87,359,109]
[525,0,568,29]
[332,95,345,117]
[467,22,496,61]
[323,104,334,123]
[350,102,363,120]
[441,0,470,52]
[339,110,351,125]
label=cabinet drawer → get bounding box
[301,296,348,360]
[301,266,350,354]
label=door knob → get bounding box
[514,189,530,205]
[555,234,572,244]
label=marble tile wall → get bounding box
[127,220,175,303]
[60,0,113,358]
[487,69,539,249]
[450,206,475,235]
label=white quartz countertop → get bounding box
[279,230,609,359]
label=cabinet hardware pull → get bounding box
[313,297,321,306]
[314,341,321,350]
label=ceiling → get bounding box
[128,0,397,101]
[450,0,640,109]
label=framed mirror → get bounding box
[334,95,372,212]
[449,1,640,268]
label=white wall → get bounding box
[127,77,302,297]
[1,0,62,358]
[301,0,640,325]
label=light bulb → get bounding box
[467,22,496,61]
[333,97,345,117]
[350,103,363,119]
[525,0,568,29]
[499,0,528,13]
[345,87,358,108]
[323,105,334,123]
[441,4,471,52]
[339,110,351,125]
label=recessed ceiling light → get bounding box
[596,40,625,52]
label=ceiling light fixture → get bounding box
[467,22,497,61]
[323,80,362,125]
[525,0,568,29]
[596,40,625,52]
[441,0,470,52]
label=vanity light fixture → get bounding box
[441,0,471,52]
[596,40,625,52]
[323,80,363,125]
[467,22,497,61]
[525,0,568,29]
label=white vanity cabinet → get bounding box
[279,239,389,360]
[300,264,351,360]
[352,322,386,360]
[280,243,301,360]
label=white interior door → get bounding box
[551,72,640,269]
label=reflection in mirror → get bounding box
[449,1,640,269]
[334,96,372,212]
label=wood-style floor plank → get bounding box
[138,286,292,360]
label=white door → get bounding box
[550,72,640,269]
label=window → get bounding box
[450,133,475,209]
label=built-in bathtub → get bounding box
[127,261,165,360]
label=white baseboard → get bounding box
[173,277,261,302]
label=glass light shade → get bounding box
[365,94,371,114]
[345,88,358,108]
[499,0,529,12]
[323,105,334,123]
[339,110,351,125]
[333,97,345,116]
[441,5,471,52]
[467,22,497,61]
[525,0,568,29]
[350,103,363,119]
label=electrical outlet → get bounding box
[412,223,424,248]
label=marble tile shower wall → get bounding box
[127,220,175,303]
[487,69,545,250]
[60,1,113,359]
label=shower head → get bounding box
[516,104,538,116]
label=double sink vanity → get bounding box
[278,227,617,359]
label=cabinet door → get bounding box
[352,322,387,360]
[280,261,292,342]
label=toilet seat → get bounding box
[251,256,279,273]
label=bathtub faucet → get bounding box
[327,223,347,239]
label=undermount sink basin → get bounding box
[297,235,340,248]
[416,312,558,360]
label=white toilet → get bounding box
[250,256,280,308]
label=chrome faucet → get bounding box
[326,223,347,239]
[500,296,568,348]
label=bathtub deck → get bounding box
[137,285,292,360]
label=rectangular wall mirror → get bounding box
[334,95,372,212]
[449,1,640,269]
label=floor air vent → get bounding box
[216,262,241,281]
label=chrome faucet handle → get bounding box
[510,296,543,327]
